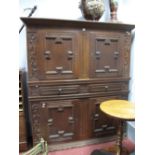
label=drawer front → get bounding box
[88,82,128,93]
[29,81,128,99]
[29,85,80,96]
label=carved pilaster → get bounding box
[123,32,131,77]
[27,32,38,80]
[31,103,41,144]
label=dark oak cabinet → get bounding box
[21,18,134,149]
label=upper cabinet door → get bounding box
[27,30,80,81]
[89,31,124,78]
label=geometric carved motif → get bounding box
[31,103,41,144]
[47,101,75,143]
[93,37,120,77]
[44,34,75,77]
[123,31,131,77]
[28,32,38,80]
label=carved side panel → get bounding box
[31,102,42,144]
[27,32,39,80]
[123,31,132,77]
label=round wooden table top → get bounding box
[100,100,135,120]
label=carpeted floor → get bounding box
[19,138,134,155]
[48,138,134,155]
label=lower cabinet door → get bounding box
[31,100,78,144]
[90,96,123,138]
[46,100,78,144]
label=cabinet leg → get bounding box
[116,120,124,155]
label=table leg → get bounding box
[116,120,124,155]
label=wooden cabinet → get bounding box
[21,18,134,149]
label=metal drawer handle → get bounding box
[35,85,39,88]
[58,88,63,94]
[104,85,109,91]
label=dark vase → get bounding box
[79,0,105,21]
[109,0,118,21]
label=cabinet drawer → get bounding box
[88,83,127,93]
[29,85,80,96]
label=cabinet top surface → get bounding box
[21,17,135,31]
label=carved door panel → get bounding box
[30,30,80,80]
[43,100,77,144]
[89,32,123,78]
[91,97,122,138]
